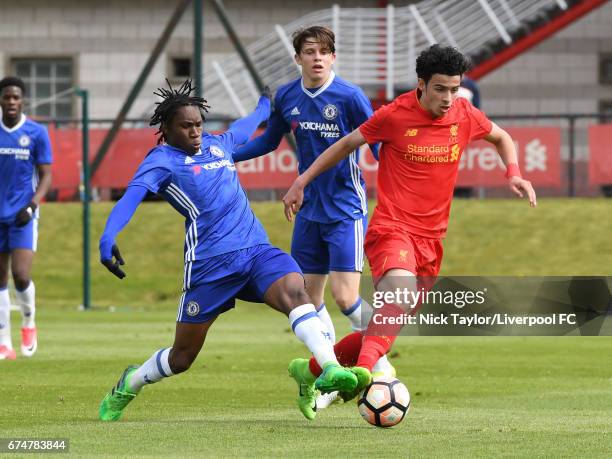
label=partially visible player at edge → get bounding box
[233,26,393,416]
[97,80,358,422]
[0,76,52,361]
[282,45,537,404]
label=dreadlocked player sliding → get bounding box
[97,80,357,422]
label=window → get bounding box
[599,54,612,85]
[12,58,74,119]
[171,57,192,79]
[599,100,612,123]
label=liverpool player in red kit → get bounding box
[282,44,537,410]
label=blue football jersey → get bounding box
[129,132,269,266]
[237,72,376,223]
[278,72,375,223]
[0,115,53,223]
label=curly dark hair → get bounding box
[415,45,471,83]
[150,79,210,144]
[0,76,26,95]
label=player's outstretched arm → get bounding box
[282,128,367,221]
[99,185,148,279]
[224,91,272,148]
[485,123,537,207]
[232,114,286,162]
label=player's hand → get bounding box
[261,85,273,101]
[260,85,274,112]
[101,244,126,279]
[15,202,37,227]
[282,177,305,222]
[508,176,537,207]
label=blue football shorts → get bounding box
[176,243,302,324]
[291,213,366,275]
[0,217,38,253]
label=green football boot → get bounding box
[340,366,373,402]
[314,362,358,394]
[99,365,139,421]
[288,358,317,420]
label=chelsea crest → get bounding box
[322,104,338,121]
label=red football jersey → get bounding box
[359,90,492,238]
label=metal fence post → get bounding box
[568,115,576,197]
[76,88,91,310]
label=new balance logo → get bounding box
[184,156,195,164]
[290,107,300,116]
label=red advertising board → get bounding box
[456,127,561,187]
[236,127,562,189]
[50,127,158,189]
[588,124,612,185]
[48,126,561,191]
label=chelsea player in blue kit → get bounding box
[97,80,358,421]
[233,27,394,416]
[0,77,52,361]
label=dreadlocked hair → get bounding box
[150,79,210,144]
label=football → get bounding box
[357,376,411,428]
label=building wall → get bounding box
[479,1,612,116]
[0,0,609,120]
[0,0,377,119]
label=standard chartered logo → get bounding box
[406,144,449,154]
[403,143,461,163]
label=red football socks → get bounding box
[356,303,405,370]
[308,331,363,377]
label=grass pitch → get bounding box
[1,198,611,457]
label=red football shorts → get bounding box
[364,227,444,284]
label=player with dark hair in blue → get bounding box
[233,26,393,418]
[0,76,52,361]
[97,80,358,422]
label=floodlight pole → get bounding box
[194,0,203,97]
[76,88,91,310]
[89,0,192,178]
[211,0,297,153]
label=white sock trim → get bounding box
[289,303,337,367]
[0,288,12,348]
[15,281,35,328]
[289,304,318,331]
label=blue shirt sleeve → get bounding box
[99,185,148,261]
[217,95,272,152]
[350,89,380,161]
[34,125,53,165]
[129,154,171,194]
[232,106,289,162]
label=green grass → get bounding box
[1,198,611,457]
[33,198,612,308]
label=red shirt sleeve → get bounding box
[466,102,493,142]
[358,101,395,144]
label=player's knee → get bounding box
[282,283,310,311]
[12,273,31,291]
[168,349,195,374]
[332,292,359,310]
